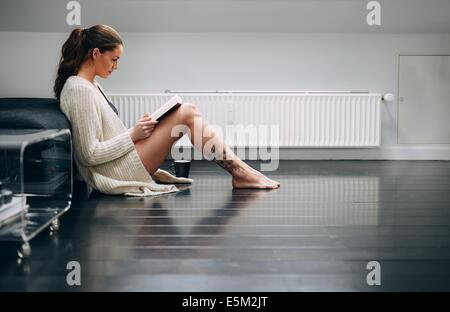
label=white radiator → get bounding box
[109,93,381,148]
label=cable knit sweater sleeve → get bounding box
[63,84,135,167]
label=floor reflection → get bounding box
[132,188,275,258]
[3,159,450,291]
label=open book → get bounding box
[150,95,183,121]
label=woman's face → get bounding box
[92,44,123,79]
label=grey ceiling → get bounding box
[1,0,449,33]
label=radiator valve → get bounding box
[382,93,394,102]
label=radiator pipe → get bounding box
[164,90,370,94]
[165,90,393,102]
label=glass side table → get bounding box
[0,129,72,258]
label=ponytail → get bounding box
[54,25,123,99]
[54,27,85,99]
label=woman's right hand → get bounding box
[130,113,159,143]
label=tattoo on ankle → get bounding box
[214,159,234,173]
[213,148,244,174]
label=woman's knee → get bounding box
[177,102,201,124]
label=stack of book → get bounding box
[0,181,27,227]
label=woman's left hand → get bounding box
[130,113,158,142]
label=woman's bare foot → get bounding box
[243,164,281,188]
[212,150,280,189]
[231,164,280,189]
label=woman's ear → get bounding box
[92,48,100,59]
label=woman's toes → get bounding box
[263,176,280,188]
[271,179,281,187]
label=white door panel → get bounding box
[398,55,450,144]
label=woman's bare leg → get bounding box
[135,103,280,189]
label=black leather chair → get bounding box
[0,98,70,129]
[0,97,88,197]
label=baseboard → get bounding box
[278,146,450,160]
[168,145,450,160]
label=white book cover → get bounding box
[0,196,27,226]
[150,95,183,121]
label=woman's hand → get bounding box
[130,113,159,143]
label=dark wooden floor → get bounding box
[1,160,449,291]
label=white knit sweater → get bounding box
[60,75,178,196]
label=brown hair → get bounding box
[54,24,123,99]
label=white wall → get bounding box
[1,0,449,160]
[0,31,449,160]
